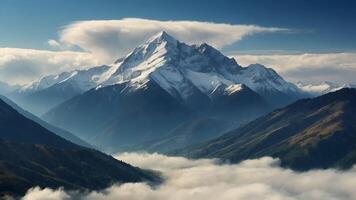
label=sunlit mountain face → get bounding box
[1,0,356,199]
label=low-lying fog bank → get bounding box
[20,152,356,200]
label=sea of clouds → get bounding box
[20,152,356,200]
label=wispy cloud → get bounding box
[58,18,288,62]
[47,39,61,48]
[232,52,356,84]
[21,153,356,200]
[0,48,99,84]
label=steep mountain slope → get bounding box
[45,81,269,153]
[180,88,356,170]
[0,95,91,148]
[44,80,195,152]
[0,99,159,197]
[44,32,279,152]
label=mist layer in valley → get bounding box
[19,152,356,200]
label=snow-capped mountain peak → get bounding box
[197,43,228,61]
[102,32,250,99]
[236,63,301,95]
[19,31,303,105]
[147,31,178,45]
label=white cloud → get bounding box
[2,19,355,86]
[0,48,99,84]
[47,39,61,48]
[232,52,356,84]
[22,187,69,200]
[21,153,356,200]
[59,18,288,63]
[0,18,288,85]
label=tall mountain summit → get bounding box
[12,32,303,115]
[41,32,304,152]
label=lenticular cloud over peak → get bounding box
[21,153,356,200]
[58,18,288,62]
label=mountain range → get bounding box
[8,32,304,115]
[30,32,305,152]
[0,98,159,197]
[178,88,356,170]
[3,32,354,155]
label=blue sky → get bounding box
[1,0,356,52]
[0,0,356,85]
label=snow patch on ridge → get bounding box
[225,84,243,95]
[186,70,233,95]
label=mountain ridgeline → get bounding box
[178,88,356,170]
[32,32,304,152]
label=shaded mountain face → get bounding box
[44,80,195,152]
[42,31,301,152]
[44,79,270,152]
[0,99,159,197]
[134,85,275,153]
[179,88,356,170]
